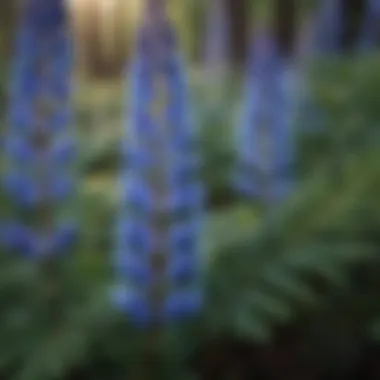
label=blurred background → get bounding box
[1,0,380,379]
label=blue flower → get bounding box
[357,0,380,51]
[123,178,154,216]
[111,285,151,327]
[169,221,201,257]
[168,255,199,283]
[3,137,34,164]
[312,0,343,54]
[3,0,75,258]
[3,173,40,208]
[114,15,203,325]
[163,289,203,321]
[115,219,153,257]
[235,30,296,204]
[0,223,33,254]
[23,0,67,32]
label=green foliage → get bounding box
[1,51,380,379]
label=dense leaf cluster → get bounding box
[0,51,379,380]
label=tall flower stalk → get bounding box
[2,0,76,259]
[295,0,343,135]
[358,0,380,51]
[235,25,296,205]
[311,0,343,54]
[113,0,203,327]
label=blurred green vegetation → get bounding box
[1,2,380,379]
[0,52,380,379]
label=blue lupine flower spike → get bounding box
[2,0,76,258]
[234,25,296,205]
[291,0,342,136]
[113,0,203,326]
[312,0,343,54]
[357,0,380,51]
